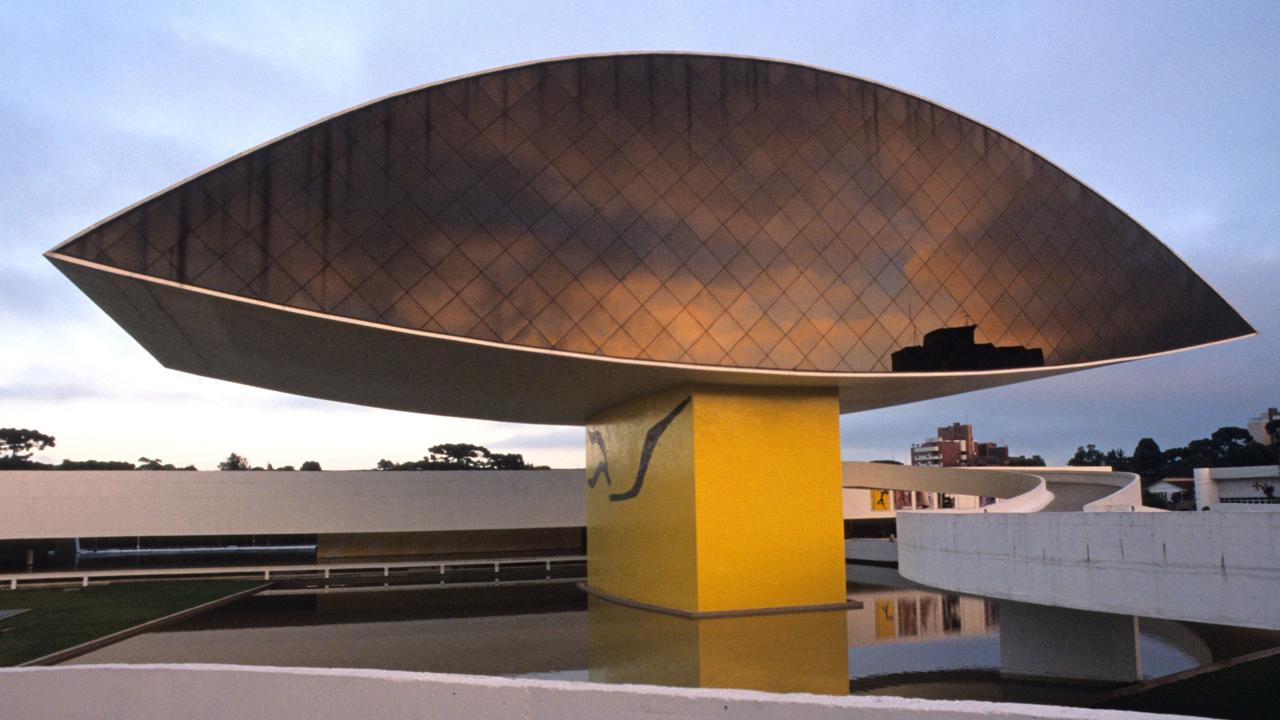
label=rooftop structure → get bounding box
[1247,407,1279,445]
[910,422,1009,467]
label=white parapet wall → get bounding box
[898,510,1280,630]
[0,665,1197,720]
[842,462,1053,518]
[0,470,585,539]
[1,466,935,542]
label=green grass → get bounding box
[0,580,259,666]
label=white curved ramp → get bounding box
[842,462,1053,514]
[848,463,1280,631]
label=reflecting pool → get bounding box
[64,568,1222,706]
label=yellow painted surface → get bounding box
[586,388,697,611]
[871,489,891,511]
[875,598,896,639]
[587,595,699,687]
[586,385,845,614]
[587,596,848,695]
[692,388,846,612]
[696,609,849,694]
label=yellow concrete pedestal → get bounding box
[585,386,846,615]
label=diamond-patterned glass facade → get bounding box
[55,54,1252,372]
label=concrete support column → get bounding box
[584,385,846,615]
[999,601,1140,683]
[1193,467,1219,509]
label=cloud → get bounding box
[498,426,584,450]
[162,2,369,93]
[0,381,112,402]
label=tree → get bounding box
[1161,445,1205,479]
[1268,419,1280,478]
[1006,455,1046,467]
[1131,438,1164,480]
[299,460,322,471]
[1103,448,1131,472]
[377,444,547,471]
[137,456,192,471]
[1070,444,1130,469]
[1142,488,1172,510]
[1193,427,1275,468]
[57,459,134,470]
[1210,426,1253,450]
[1068,444,1107,466]
[218,453,249,471]
[428,443,490,468]
[0,428,56,461]
[488,452,529,470]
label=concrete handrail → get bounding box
[843,462,1052,514]
[0,664,1199,720]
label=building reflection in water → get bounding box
[69,580,1008,695]
[861,590,996,644]
[587,588,999,696]
[587,596,850,695]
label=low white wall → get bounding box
[898,510,1280,630]
[2,466,915,541]
[0,664,1194,720]
[0,470,584,539]
[845,538,898,564]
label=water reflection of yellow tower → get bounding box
[587,596,849,695]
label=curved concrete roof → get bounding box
[47,53,1253,423]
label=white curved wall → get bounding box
[843,462,1044,499]
[898,510,1280,630]
[842,462,1052,515]
[0,470,584,539]
[0,665,1193,720]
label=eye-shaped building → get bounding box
[47,53,1253,615]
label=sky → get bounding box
[1,1,1277,470]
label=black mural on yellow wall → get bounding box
[586,430,612,489]
[588,396,692,502]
